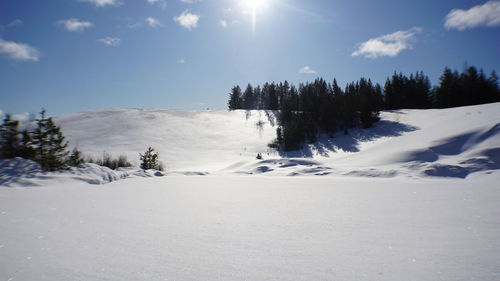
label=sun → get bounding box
[240,0,270,33]
[242,0,266,10]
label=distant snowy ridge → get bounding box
[1,103,499,186]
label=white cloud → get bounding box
[352,27,422,59]
[128,17,164,29]
[219,19,239,28]
[147,0,167,9]
[0,109,3,117]
[98,37,121,46]
[8,19,23,27]
[0,19,23,31]
[0,38,40,61]
[128,22,143,29]
[180,0,196,3]
[179,58,186,64]
[173,10,200,30]
[79,0,120,7]
[58,18,93,32]
[299,66,317,74]
[445,1,500,31]
[146,17,162,27]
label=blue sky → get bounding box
[1,0,499,118]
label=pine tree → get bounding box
[32,109,69,171]
[140,147,162,170]
[0,114,20,158]
[242,84,255,109]
[18,129,36,160]
[267,83,279,110]
[228,86,243,110]
[68,148,84,167]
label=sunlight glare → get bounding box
[240,0,269,33]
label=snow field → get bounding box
[1,174,499,281]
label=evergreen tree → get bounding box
[140,147,162,170]
[32,109,69,171]
[68,148,84,167]
[228,86,243,110]
[253,85,263,109]
[267,83,279,110]
[242,83,255,110]
[18,129,36,160]
[358,79,382,128]
[0,114,20,158]
[435,67,456,108]
[434,66,499,108]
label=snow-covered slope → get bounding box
[56,109,278,172]
[55,103,500,178]
[1,104,499,281]
[2,103,498,186]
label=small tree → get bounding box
[32,109,69,170]
[0,114,20,158]
[140,147,163,171]
[68,148,84,167]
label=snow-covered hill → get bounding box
[1,103,499,186]
[55,103,499,178]
[1,103,499,281]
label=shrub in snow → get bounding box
[87,152,132,170]
[140,147,163,171]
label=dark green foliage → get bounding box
[434,67,499,108]
[242,84,255,110]
[226,65,498,152]
[140,147,163,171]
[227,77,383,151]
[265,82,279,110]
[18,129,36,160]
[0,109,81,170]
[358,79,383,128]
[384,71,431,110]
[32,109,69,171]
[0,114,20,158]
[68,148,84,167]
[228,86,243,110]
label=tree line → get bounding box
[0,109,164,171]
[0,109,82,170]
[228,66,499,151]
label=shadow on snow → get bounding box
[279,120,419,158]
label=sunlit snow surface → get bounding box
[1,175,499,280]
[1,103,499,280]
